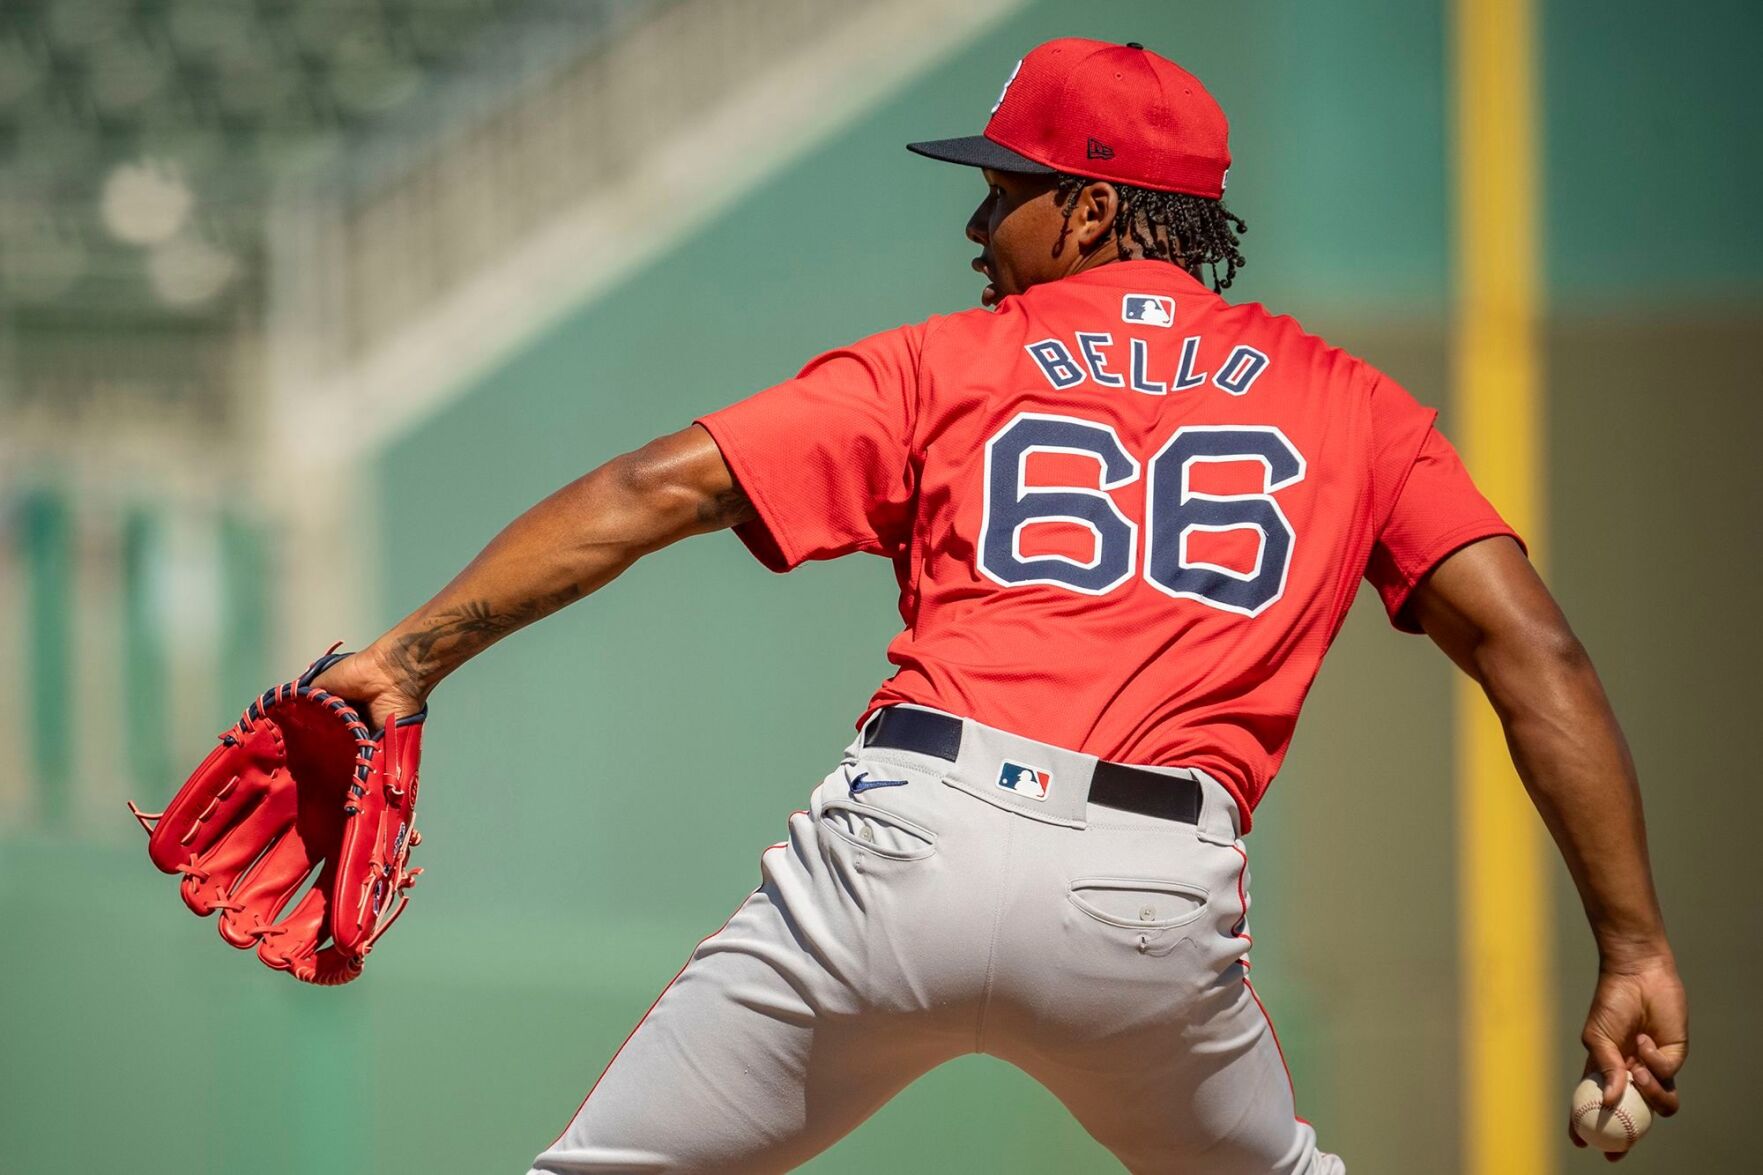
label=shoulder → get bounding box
[903,304,1031,367]
[1229,298,1378,373]
[794,315,944,379]
[1200,296,1414,412]
[920,305,1008,342]
[818,309,1000,358]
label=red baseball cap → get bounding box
[908,38,1231,199]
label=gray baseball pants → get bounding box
[529,705,1344,1173]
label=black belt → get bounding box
[861,707,1201,825]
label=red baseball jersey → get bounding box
[695,260,1518,824]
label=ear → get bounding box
[1072,181,1121,252]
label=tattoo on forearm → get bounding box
[384,583,583,696]
[697,484,756,528]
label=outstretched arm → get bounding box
[312,424,751,727]
[1407,537,1687,1140]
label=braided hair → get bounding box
[1054,172,1248,291]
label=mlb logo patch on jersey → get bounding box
[997,760,1052,801]
[1122,294,1175,327]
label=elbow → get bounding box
[1474,611,1589,674]
[1473,619,1595,718]
[1529,624,1593,676]
[600,438,708,550]
[605,443,674,505]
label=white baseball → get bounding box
[1571,1075,1653,1153]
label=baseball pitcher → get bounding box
[308,39,1687,1173]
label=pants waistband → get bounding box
[856,704,1241,840]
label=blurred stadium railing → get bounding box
[0,0,671,834]
[0,0,1016,836]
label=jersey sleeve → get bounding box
[693,322,925,572]
[1362,376,1525,632]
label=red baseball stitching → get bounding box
[1574,1099,1639,1146]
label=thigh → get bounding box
[529,793,965,1175]
[986,816,1344,1175]
[1015,963,1341,1174]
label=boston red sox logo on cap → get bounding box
[907,38,1231,199]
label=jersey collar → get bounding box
[1052,258,1215,296]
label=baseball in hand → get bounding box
[1571,1075,1653,1153]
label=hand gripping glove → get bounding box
[130,650,426,984]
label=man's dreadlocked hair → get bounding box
[1054,172,1247,291]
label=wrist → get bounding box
[1596,929,1674,972]
[362,635,440,705]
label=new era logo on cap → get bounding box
[997,760,1052,800]
[1122,294,1174,326]
[1086,137,1114,160]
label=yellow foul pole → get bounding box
[1452,1,1555,1174]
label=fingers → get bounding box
[1637,1032,1685,1083]
[1632,1035,1682,1118]
[1578,1030,1684,1125]
[1582,1038,1631,1107]
[1629,1063,1679,1118]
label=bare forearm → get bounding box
[1412,539,1686,1110]
[365,426,750,701]
[1476,634,1668,960]
[367,470,632,701]
[1412,540,1670,962]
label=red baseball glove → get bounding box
[130,649,426,984]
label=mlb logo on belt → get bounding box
[997,760,1052,800]
[1122,294,1175,327]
